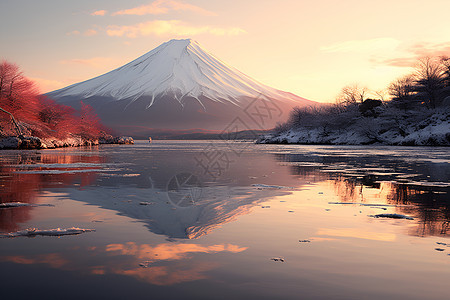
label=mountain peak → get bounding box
[166,38,194,44]
[47,38,315,134]
[153,38,197,59]
[48,38,312,106]
[164,38,196,49]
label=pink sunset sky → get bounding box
[1,0,450,103]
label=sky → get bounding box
[1,0,450,103]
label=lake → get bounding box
[0,141,449,299]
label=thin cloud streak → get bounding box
[321,38,400,53]
[106,20,246,38]
[66,29,98,37]
[372,41,450,67]
[112,0,216,16]
[59,57,124,69]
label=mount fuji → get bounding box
[47,39,315,137]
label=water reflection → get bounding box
[0,142,449,239]
[280,151,450,238]
[1,242,247,285]
[0,150,103,231]
[1,142,449,299]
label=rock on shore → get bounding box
[99,135,134,145]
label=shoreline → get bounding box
[0,135,134,150]
[256,139,450,147]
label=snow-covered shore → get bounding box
[0,135,134,150]
[258,107,450,146]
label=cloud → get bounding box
[372,57,417,68]
[106,20,245,38]
[372,41,450,68]
[91,10,107,16]
[112,0,216,16]
[66,30,80,36]
[59,57,124,69]
[84,29,98,36]
[317,228,396,242]
[406,41,450,57]
[29,77,67,93]
[66,29,98,37]
[321,38,400,53]
[106,242,247,261]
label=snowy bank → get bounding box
[258,106,450,146]
[0,135,134,150]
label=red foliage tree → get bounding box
[76,101,103,140]
[0,60,106,140]
[0,60,40,124]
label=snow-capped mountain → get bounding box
[47,39,315,136]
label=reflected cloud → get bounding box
[4,253,69,269]
[2,241,247,286]
[317,228,396,242]
[106,242,247,261]
[114,262,217,285]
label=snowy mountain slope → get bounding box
[47,39,315,135]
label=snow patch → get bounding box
[0,227,95,238]
[0,202,54,208]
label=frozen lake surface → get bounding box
[0,141,449,299]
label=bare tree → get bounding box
[440,56,450,87]
[374,89,387,102]
[414,57,445,108]
[336,84,368,106]
[388,75,415,100]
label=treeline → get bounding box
[0,60,104,140]
[276,55,450,135]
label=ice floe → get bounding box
[270,257,285,262]
[328,202,397,208]
[0,227,95,238]
[369,213,414,220]
[0,202,54,208]
[139,261,152,268]
[252,184,292,189]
